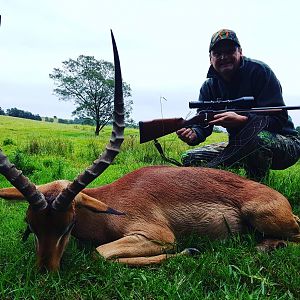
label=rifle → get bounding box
[139,97,300,144]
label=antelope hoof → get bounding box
[180,248,200,256]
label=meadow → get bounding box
[0,115,300,299]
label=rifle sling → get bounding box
[153,139,183,167]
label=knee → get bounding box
[181,151,195,166]
[181,150,205,167]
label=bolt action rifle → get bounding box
[139,96,300,144]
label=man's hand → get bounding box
[209,112,248,128]
[176,128,197,144]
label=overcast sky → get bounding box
[1,0,300,125]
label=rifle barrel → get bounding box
[213,105,300,114]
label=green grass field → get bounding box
[0,115,300,299]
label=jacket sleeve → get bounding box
[251,63,288,132]
[187,80,214,146]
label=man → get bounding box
[177,29,300,181]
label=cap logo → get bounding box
[209,29,240,51]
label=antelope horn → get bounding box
[0,151,47,210]
[52,30,125,211]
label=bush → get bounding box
[2,138,15,146]
[25,138,74,157]
[11,150,36,175]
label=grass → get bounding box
[0,115,300,299]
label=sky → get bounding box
[1,0,300,125]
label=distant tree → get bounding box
[6,107,42,121]
[44,117,54,123]
[73,117,95,126]
[125,118,138,128]
[49,55,132,136]
[0,107,5,115]
[296,126,300,134]
[58,118,70,124]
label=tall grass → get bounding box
[0,115,300,299]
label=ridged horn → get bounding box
[52,30,125,211]
[0,151,47,211]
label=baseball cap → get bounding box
[209,29,240,51]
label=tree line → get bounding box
[0,107,93,124]
[0,106,138,128]
[0,107,42,121]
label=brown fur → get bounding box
[1,166,299,270]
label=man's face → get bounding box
[210,40,242,81]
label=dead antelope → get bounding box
[1,33,300,272]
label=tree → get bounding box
[296,126,300,134]
[49,55,132,135]
[0,107,5,115]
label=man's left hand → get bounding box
[208,112,248,128]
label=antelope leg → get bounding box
[96,233,176,265]
[115,248,200,265]
[116,253,177,265]
[0,187,24,199]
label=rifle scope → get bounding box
[189,96,255,110]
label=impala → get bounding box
[0,32,299,271]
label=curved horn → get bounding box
[52,30,125,211]
[0,151,47,210]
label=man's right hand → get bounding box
[176,128,197,144]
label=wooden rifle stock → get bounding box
[139,105,300,144]
[139,115,206,144]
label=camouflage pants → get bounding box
[181,131,300,181]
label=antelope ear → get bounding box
[0,187,26,200]
[75,193,125,215]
